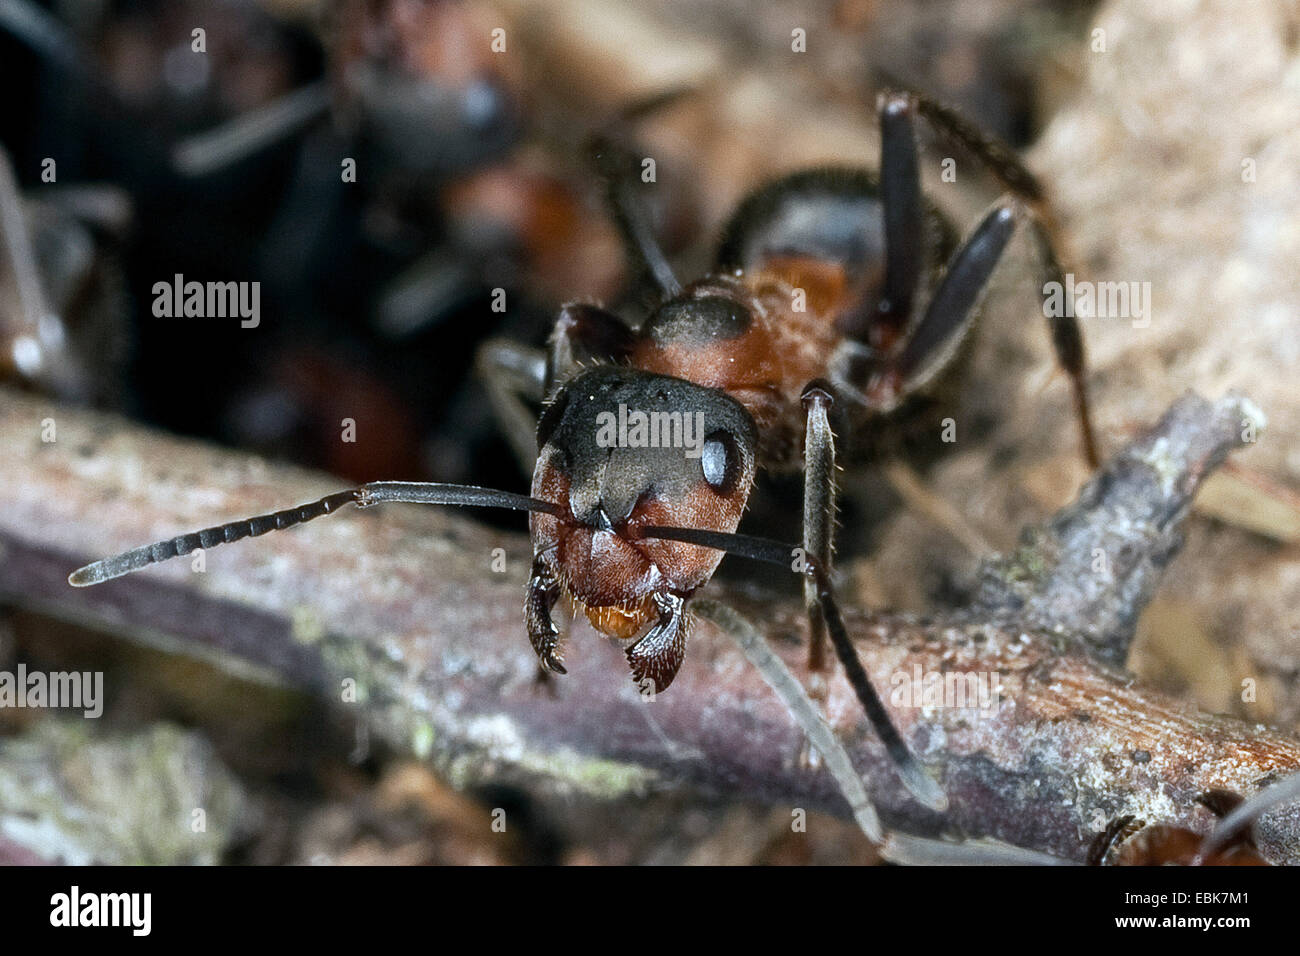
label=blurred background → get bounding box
[1,0,1297,864]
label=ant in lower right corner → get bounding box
[70,88,1100,811]
[1086,787,1282,866]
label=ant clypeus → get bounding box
[70,89,1099,809]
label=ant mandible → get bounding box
[70,89,1099,807]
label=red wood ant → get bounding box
[69,89,1099,808]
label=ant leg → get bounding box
[584,87,696,300]
[890,200,1019,398]
[478,304,638,475]
[832,199,1020,559]
[0,149,52,344]
[693,598,883,843]
[475,338,547,475]
[0,147,94,400]
[1197,771,1300,863]
[902,89,1101,466]
[800,384,838,676]
[544,303,638,390]
[525,554,566,675]
[1023,216,1102,467]
[880,833,1073,866]
[699,601,1055,859]
[875,91,925,345]
[908,91,1048,203]
[697,600,1069,862]
[636,526,945,809]
[172,82,331,177]
[884,196,1100,465]
[587,134,682,299]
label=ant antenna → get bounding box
[693,597,885,843]
[640,524,947,811]
[69,481,562,587]
[639,525,795,567]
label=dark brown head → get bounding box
[529,365,758,638]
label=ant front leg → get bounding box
[797,381,839,768]
[525,554,565,676]
[476,338,547,475]
[477,303,637,475]
[800,383,838,678]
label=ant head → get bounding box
[529,366,758,631]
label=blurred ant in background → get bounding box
[172,0,633,482]
[0,0,628,483]
[0,142,132,406]
[71,83,1099,807]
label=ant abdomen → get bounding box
[716,168,923,282]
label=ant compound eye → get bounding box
[701,432,738,492]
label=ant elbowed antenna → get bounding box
[70,87,1101,811]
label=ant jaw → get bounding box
[527,547,687,693]
[625,592,689,693]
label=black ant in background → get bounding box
[69,88,1099,807]
[1,0,634,484]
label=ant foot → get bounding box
[795,670,830,771]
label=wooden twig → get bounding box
[1,386,1297,863]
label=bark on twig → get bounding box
[975,392,1268,665]
[1,386,1297,863]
